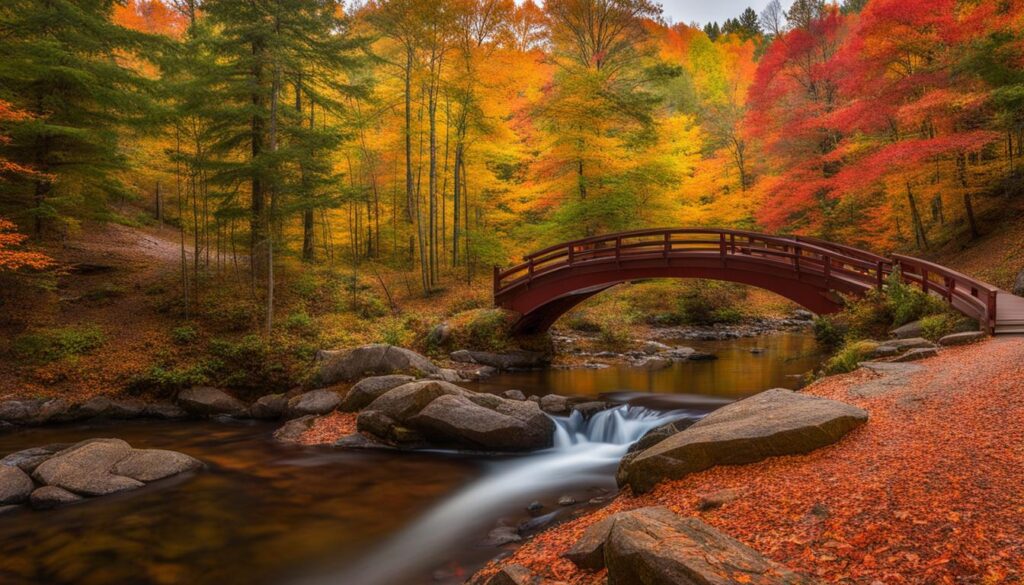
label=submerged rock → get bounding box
[316,344,439,384]
[32,439,144,496]
[620,389,868,494]
[112,449,203,482]
[273,415,318,444]
[564,506,815,584]
[250,393,288,419]
[29,486,83,510]
[449,349,549,370]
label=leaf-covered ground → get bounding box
[484,337,1024,584]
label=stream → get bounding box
[0,331,822,585]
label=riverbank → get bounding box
[476,336,1024,584]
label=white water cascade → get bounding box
[302,405,695,585]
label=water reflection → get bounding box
[472,331,821,399]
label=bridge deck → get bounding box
[996,292,1024,334]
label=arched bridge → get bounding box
[493,228,1024,336]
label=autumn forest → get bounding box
[1,1,1024,584]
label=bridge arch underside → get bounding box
[500,256,873,335]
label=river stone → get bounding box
[32,439,144,496]
[620,389,868,494]
[273,415,318,443]
[890,347,938,362]
[884,337,936,351]
[143,402,189,420]
[0,465,34,505]
[502,389,526,401]
[76,396,146,419]
[364,380,470,422]
[177,387,248,417]
[356,410,399,441]
[539,394,569,414]
[286,389,341,418]
[410,393,554,451]
[938,331,985,346]
[250,393,288,419]
[565,506,815,584]
[890,320,924,339]
[0,444,69,473]
[29,486,83,510]
[340,375,417,412]
[0,398,70,425]
[112,449,203,482]
[573,401,609,419]
[316,344,439,385]
[449,349,548,370]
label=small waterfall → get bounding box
[303,405,693,585]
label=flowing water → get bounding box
[0,331,822,585]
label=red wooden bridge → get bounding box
[493,228,1024,336]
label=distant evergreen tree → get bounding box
[840,0,869,14]
[0,0,160,235]
[737,7,763,37]
[703,21,721,41]
[785,0,826,29]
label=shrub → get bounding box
[171,325,198,345]
[884,269,946,326]
[284,310,316,336]
[564,310,603,333]
[126,364,209,397]
[83,284,127,303]
[12,325,105,363]
[919,313,972,341]
[822,340,878,375]
[596,319,631,350]
[812,315,849,351]
[461,309,515,351]
[206,335,291,393]
[379,317,410,347]
[677,280,746,325]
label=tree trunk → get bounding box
[906,182,929,250]
[250,38,266,281]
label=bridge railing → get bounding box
[493,227,1002,334]
[494,228,888,298]
[891,254,999,333]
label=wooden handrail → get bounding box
[494,228,1002,333]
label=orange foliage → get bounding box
[0,218,54,272]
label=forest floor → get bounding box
[482,337,1024,585]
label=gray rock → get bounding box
[938,331,985,346]
[642,341,672,355]
[316,344,439,385]
[426,323,451,346]
[526,500,544,512]
[250,393,288,419]
[0,444,68,473]
[112,449,203,482]
[633,357,672,370]
[333,433,392,450]
[356,410,399,441]
[502,389,527,401]
[76,397,146,419]
[32,439,144,496]
[558,495,577,506]
[29,486,83,510]
[871,344,902,358]
[565,506,815,584]
[449,349,548,370]
[410,393,554,451]
[0,398,70,425]
[484,525,522,546]
[286,389,341,418]
[886,337,936,350]
[620,389,867,494]
[471,564,537,585]
[891,347,938,362]
[364,380,470,423]
[0,465,35,505]
[539,394,569,414]
[573,401,609,419]
[890,320,924,339]
[429,368,466,383]
[143,402,189,420]
[272,415,318,443]
[792,309,814,321]
[339,375,416,412]
[177,387,248,417]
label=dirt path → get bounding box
[0,221,189,399]
[489,337,1024,584]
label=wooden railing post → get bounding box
[876,261,885,290]
[615,236,622,263]
[568,244,574,266]
[664,232,671,257]
[730,233,736,254]
[719,233,726,257]
[921,268,929,294]
[493,265,500,294]
[987,290,998,334]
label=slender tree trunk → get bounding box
[250,38,266,282]
[404,45,415,264]
[906,182,929,250]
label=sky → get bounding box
[659,0,773,26]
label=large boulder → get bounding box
[620,389,868,494]
[286,389,341,418]
[339,375,415,412]
[0,444,69,473]
[564,507,815,584]
[250,393,288,419]
[889,320,924,339]
[316,344,439,384]
[0,398,70,425]
[177,387,248,417]
[449,349,548,370]
[410,394,554,451]
[111,449,203,482]
[0,465,34,505]
[75,397,146,419]
[32,439,145,496]
[364,380,470,422]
